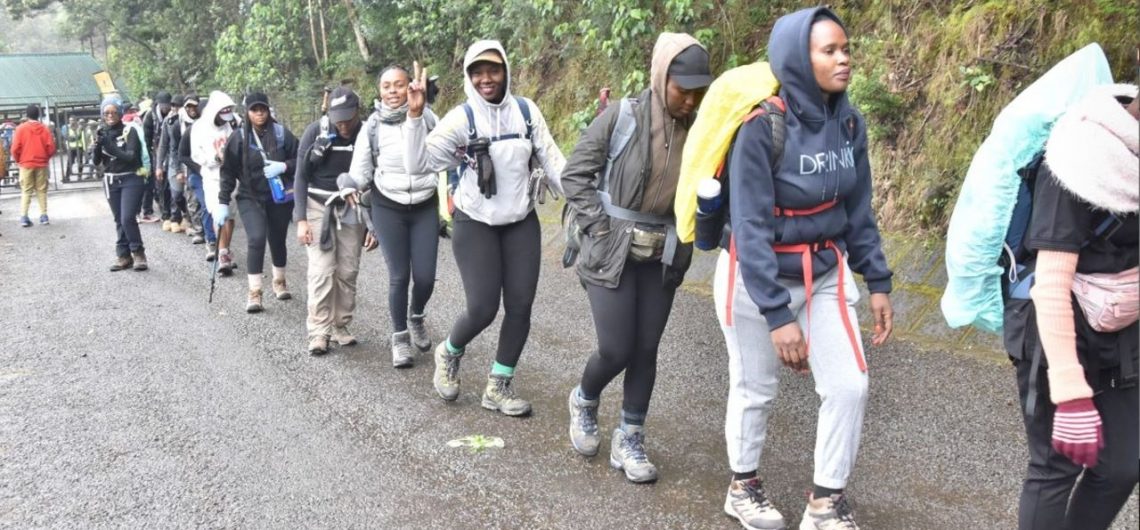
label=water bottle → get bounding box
[695,178,724,251]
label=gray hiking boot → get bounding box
[724,477,786,530]
[799,494,859,530]
[481,374,532,416]
[407,313,431,352]
[609,426,658,483]
[432,342,461,401]
[391,331,414,368]
[568,386,600,456]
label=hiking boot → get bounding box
[19,216,32,228]
[432,342,462,401]
[217,250,234,276]
[609,426,658,483]
[109,255,133,272]
[162,220,173,231]
[725,477,786,530]
[138,213,160,223]
[407,313,431,352]
[205,243,217,261]
[246,289,264,313]
[131,251,148,271]
[272,278,292,300]
[38,214,49,225]
[799,494,858,530]
[308,335,329,356]
[332,326,357,346]
[191,233,206,245]
[568,386,601,456]
[481,374,532,417]
[391,331,414,368]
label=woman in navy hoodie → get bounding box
[717,8,894,530]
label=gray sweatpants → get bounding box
[715,250,868,489]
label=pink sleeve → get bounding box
[1029,250,1093,403]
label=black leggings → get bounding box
[106,174,146,256]
[1015,358,1139,530]
[449,209,540,368]
[371,200,440,331]
[579,260,676,419]
[237,197,291,275]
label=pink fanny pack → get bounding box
[1071,266,1139,333]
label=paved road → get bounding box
[1,189,1136,529]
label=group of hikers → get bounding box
[70,5,1136,530]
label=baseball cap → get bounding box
[668,45,714,90]
[327,86,360,123]
[243,92,270,110]
[469,50,504,68]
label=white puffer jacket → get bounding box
[349,107,439,205]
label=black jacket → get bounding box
[219,121,298,205]
[92,123,142,175]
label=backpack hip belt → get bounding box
[723,199,865,373]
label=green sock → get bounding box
[490,362,515,377]
[445,338,463,355]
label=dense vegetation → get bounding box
[3,0,1134,232]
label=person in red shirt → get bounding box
[10,104,57,227]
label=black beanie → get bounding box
[26,104,40,120]
[155,91,173,104]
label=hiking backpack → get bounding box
[1000,152,1120,300]
[123,121,151,177]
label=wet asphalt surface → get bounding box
[0,188,1136,529]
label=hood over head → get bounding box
[649,32,704,119]
[199,90,236,127]
[462,40,511,109]
[768,6,849,122]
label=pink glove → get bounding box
[1052,398,1103,467]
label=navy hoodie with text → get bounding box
[728,6,893,330]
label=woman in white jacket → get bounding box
[404,40,565,416]
[349,65,441,368]
[190,91,239,275]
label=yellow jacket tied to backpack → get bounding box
[675,61,780,244]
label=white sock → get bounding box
[272,266,286,281]
[248,274,262,290]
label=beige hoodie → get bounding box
[642,32,703,215]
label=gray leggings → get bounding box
[371,199,440,331]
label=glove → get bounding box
[214,204,230,227]
[309,135,331,162]
[263,160,287,179]
[1052,398,1103,468]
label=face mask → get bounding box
[218,112,234,122]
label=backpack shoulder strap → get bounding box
[600,97,638,192]
[273,123,285,149]
[515,96,533,140]
[461,103,477,142]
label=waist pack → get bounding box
[629,223,667,262]
[1072,267,1139,333]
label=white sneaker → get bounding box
[799,494,858,530]
[724,477,786,530]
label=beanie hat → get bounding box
[155,91,173,104]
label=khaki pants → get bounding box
[19,167,49,217]
[305,197,365,340]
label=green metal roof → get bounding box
[0,52,129,111]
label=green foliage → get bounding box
[959,65,995,93]
[18,0,1134,234]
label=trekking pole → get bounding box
[208,250,220,303]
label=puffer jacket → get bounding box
[561,33,701,289]
[349,107,439,205]
[402,39,565,226]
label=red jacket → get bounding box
[11,120,57,168]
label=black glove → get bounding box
[95,126,108,146]
[309,134,331,163]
